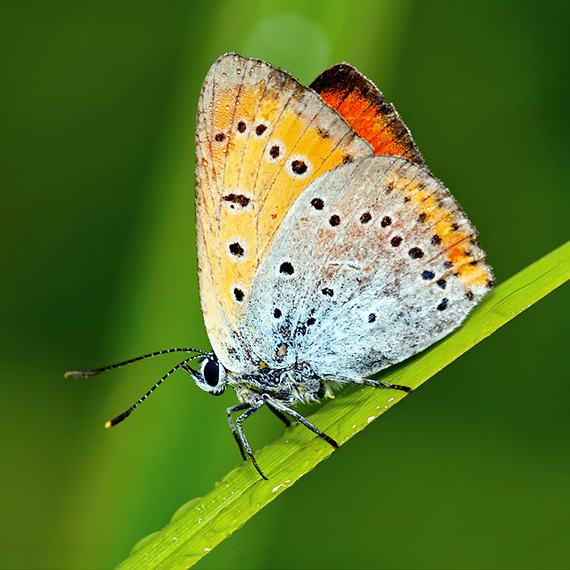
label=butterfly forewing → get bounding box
[195,53,373,371]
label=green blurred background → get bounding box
[1,1,569,568]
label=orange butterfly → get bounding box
[68,54,493,479]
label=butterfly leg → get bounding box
[262,394,338,449]
[266,404,292,427]
[359,378,413,393]
[325,374,412,394]
[233,400,268,480]
[226,402,249,461]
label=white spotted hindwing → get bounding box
[242,155,494,379]
[195,53,373,372]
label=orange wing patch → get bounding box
[311,63,424,165]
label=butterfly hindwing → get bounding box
[242,155,494,378]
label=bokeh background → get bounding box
[1,1,569,568]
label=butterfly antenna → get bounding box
[64,348,207,378]
[104,355,201,428]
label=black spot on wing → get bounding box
[408,247,424,259]
[223,193,250,208]
[229,242,244,257]
[311,197,324,210]
[291,160,308,175]
[279,262,294,275]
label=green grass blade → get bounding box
[117,240,570,570]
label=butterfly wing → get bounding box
[195,54,373,372]
[242,154,494,379]
[311,63,424,164]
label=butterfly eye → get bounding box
[203,358,219,386]
[193,356,226,396]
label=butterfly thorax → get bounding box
[227,362,331,407]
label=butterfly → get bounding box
[67,53,494,480]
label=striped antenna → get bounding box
[65,348,208,428]
[103,355,202,428]
[64,348,208,378]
